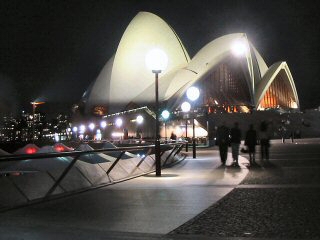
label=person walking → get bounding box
[245,124,257,165]
[230,122,242,167]
[216,122,230,165]
[260,121,270,161]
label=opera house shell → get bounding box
[82,11,299,116]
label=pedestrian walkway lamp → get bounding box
[161,110,170,142]
[181,101,191,152]
[186,86,200,158]
[72,126,78,140]
[100,120,107,140]
[146,49,168,176]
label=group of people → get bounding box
[216,121,270,166]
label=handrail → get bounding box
[0,142,186,206]
[0,143,184,162]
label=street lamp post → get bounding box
[186,87,200,159]
[72,126,78,140]
[146,49,168,177]
[181,101,191,153]
[100,120,107,140]
[161,110,170,142]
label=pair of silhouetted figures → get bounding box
[216,121,270,167]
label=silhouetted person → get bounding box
[260,121,270,161]
[216,123,230,165]
[245,124,257,165]
[230,122,242,166]
[170,132,177,141]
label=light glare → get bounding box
[186,87,200,101]
[181,101,191,112]
[136,115,144,124]
[161,110,170,120]
[232,40,248,57]
[100,120,107,128]
[145,48,168,71]
[115,118,123,127]
[89,123,95,130]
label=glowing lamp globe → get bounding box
[79,125,86,133]
[72,126,78,132]
[231,40,248,57]
[181,101,191,112]
[145,48,168,71]
[89,123,95,131]
[161,110,170,120]
[115,118,123,127]
[100,121,107,128]
[187,87,200,101]
[136,115,144,124]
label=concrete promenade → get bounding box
[0,138,319,239]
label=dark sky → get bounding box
[1,0,320,116]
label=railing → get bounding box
[0,142,186,211]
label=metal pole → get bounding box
[192,117,196,158]
[154,70,161,176]
[185,119,188,152]
[164,121,167,143]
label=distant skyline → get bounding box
[1,0,320,116]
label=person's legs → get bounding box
[231,143,240,165]
[219,144,228,164]
[260,142,265,160]
[265,146,270,161]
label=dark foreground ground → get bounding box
[171,141,320,239]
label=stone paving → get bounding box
[170,142,320,239]
[1,140,320,240]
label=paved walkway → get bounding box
[0,149,249,239]
[2,139,319,239]
[172,139,320,239]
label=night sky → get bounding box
[1,0,320,116]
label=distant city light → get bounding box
[136,115,144,124]
[54,133,60,142]
[72,126,78,132]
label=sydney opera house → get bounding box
[78,12,300,139]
